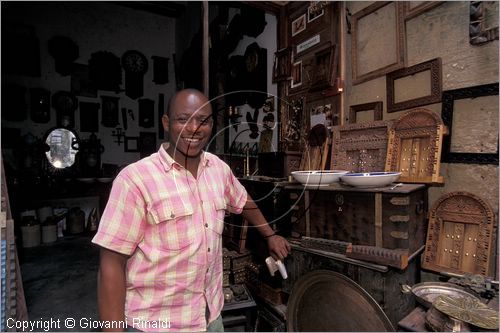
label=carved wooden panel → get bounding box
[331,120,393,172]
[422,192,495,276]
[385,108,445,183]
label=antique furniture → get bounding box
[385,108,446,184]
[331,120,392,173]
[422,191,495,276]
[286,183,428,258]
[284,244,421,327]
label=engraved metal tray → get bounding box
[402,282,480,308]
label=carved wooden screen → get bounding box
[422,192,495,276]
[385,108,445,183]
[331,120,392,172]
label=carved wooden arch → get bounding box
[385,108,446,183]
[422,191,495,276]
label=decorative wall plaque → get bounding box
[331,120,393,173]
[385,108,446,184]
[422,192,495,276]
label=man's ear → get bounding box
[162,114,169,132]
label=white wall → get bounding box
[2,3,177,167]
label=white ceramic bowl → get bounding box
[341,172,402,188]
[291,170,349,187]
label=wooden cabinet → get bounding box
[285,183,428,256]
[283,245,421,327]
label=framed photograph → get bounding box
[307,2,325,23]
[352,2,405,85]
[469,1,499,45]
[124,136,139,153]
[348,101,383,124]
[291,61,303,89]
[404,1,444,20]
[441,83,498,165]
[291,14,306,37]
[309,45,337,92]
[272,47,291,83]
[386,58,442,113]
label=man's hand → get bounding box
[266,235,291,261]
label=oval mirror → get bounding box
[44,128,79,168]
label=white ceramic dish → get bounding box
[291,170,349,187]
[341,172,401,188]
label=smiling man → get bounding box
[93,89,290,332]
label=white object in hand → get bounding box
[265,256,288,279]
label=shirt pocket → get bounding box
[210,198,226,235]
[149,200,196,251]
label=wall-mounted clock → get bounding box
[121,50,148,99]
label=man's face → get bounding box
[163,95,213,158]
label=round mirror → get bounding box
[44,128,79,168]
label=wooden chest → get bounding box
[286,183,428,255]
[283,245,421,327]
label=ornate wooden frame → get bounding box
[386,58,442,113]
[272,47,291,83]
[422,191,495,276]
[470,1,499,45]
[309,44,338,92]
[348,101,383,124]
[385,108,445,184]
[331,120,393,173]
[404,1,444,20]
[352,1,405,85]
[441,83,499,165]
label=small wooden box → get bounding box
[287,183,428,255]
[232,267,247,284]
[231,250,252,271]
[223,270,231,287]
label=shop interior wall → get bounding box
[2,2,177,168]
[343,1,499,277]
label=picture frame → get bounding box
[272,47,291,83]
[352,1,405,85]
[290,61,303,89]
[307,2,325,23]
[404,1,444,20]
[348,101,383,124]
[386,58,442,113]
[309,45,337,92]
[124,136,139,153]
[469,1,499,45]
[441,82,499,165]
[291,14,306,37]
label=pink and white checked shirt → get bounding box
[92,144,247,331]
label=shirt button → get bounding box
[205,223,208,228]
[206,268,209,273]
[208,247,211,252]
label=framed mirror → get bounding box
[43,127,80,169]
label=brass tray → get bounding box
[287,270,394,332]
[401,282,480,308]
[434,294,499,330]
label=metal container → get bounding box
[401,282,480,308]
